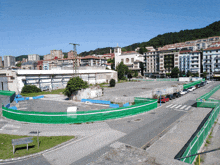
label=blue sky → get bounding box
[0,0,219,58]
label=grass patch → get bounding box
[194,155,204,165]
[21,89,65,97]
[0,134,74,159]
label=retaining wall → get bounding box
[2,98,157,124]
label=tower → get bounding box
[114,44,122,68]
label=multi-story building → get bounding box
[115,45,144,73]
[144,51,159,77]
[203,46,220,76]
[4,55,15,68]
[158,50,179,75]
[28,54,40,61]
[21,61,38,70]
[44,50,64,60]
[0,57,3,68]
[68,50,77,59]
[179,50,201,75]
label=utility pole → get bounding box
[69,43,80,76]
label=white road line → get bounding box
[175,105,182,109]
[180,105,187,109]
[170,104,178,108]
[166,104,173,108]
[185,106,191,110]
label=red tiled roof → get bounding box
[204,46,220,51]
[81,55,100,60]
[180,50,191,54]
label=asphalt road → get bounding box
[1,81,219,165]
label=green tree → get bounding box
[203,72,207,79]
[63,77,89,97]
[16,63,22,67]
[109,79,116,87]
[139,62,144,76]
[187,70,192,77]
[133,70,138,77]
[170,67,179,78]
[21,85,41,94]
[116,62,129,80]
[121,48,127,52]
[138,47,148,55]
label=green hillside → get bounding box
[79,20,220,55]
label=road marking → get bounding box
[166,104,173,108]
[175,105,182,109]
[180,105,187,109]
[185,106,191,110]
[170,104,178,108]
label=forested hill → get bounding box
[123,20,220,50]
[79,20,220,55]
[79,47,114,57]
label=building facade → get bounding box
[203,46,220,77]
[3,55,15,68]
[44,50,64,60]
[28,54,40,61]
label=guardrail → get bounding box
[183,79,205,89]
[177,84,220,164]
[2,97,158,124]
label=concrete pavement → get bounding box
[0,81,219,165]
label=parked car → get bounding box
[200,82,205,87]
[188,87,194,92]
[191,86,196,90]
[180,89,188,95]
[158,96,169,103]
[166,94,175,100]
[196,84,201,88]
[173,92,181,98]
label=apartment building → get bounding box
[0,57,3,68]
[4,55,15,68]
[68,50,77,59]
[203,46,220,76]
[44,50,64,60]
[145,51,159,77]
[28,54,40,61]
[179,50,201,75]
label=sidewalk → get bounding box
[202,115,220,165]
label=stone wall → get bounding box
[70,87,103,101]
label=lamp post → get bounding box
[156,90,162,106]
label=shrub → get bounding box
[63,76,89,97]
[21,85,41,94]
[109,79,116,87]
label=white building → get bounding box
[115,45,144,72]
[28,54,40,61]
[3,69,118,93]
[4,55,15,68]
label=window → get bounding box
[126,58,129,63]
[131,58,134,62]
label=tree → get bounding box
[139,62,144,76]
[116,62,129,80]
[203,72,207,79]
[16,63,21,67]
[63,77,89,97]
[109,79,116,87]
[121,48,127,52]
[21,85,41,94]
[138,47,148,55]
[170,67,179,78]
[127,71,132,81]
[187,70,192,77]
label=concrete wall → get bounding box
[179,77,191,82]
[70,87,103,101]
[0,95,10,106]
[0,76,8,90]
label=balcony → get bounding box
[204,63,212,66]
[214,57,220,60]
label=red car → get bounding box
[158,96,169,103]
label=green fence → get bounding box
[179,84,220,164]
[0,91,15,96]
[183,79,205,89]
[2,98,157,124]
[156,78,179,81]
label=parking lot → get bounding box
[10,81,188,112]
